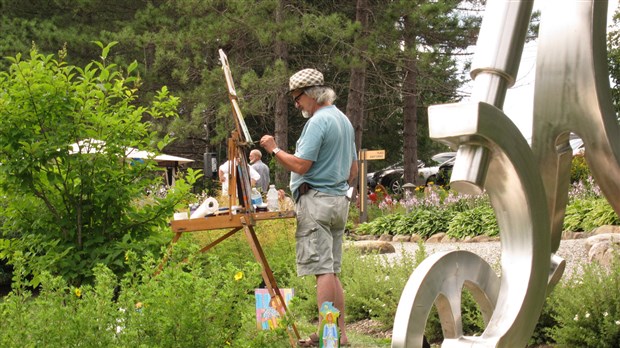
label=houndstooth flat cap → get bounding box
[289,68,324,92]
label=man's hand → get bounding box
[260,135,277,154]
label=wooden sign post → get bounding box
[358,149,385,223]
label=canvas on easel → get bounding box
[219,49,254,211]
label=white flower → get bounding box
[585,312,590,318]
[574,315,579,321]
[604,312,608,317]
[616,320,620,325]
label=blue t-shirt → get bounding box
[290,105,357,199]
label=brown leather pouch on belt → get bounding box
[298,182,311,198]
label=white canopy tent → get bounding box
[69,139,194,186]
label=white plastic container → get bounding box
[267,185,279,212]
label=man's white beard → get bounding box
[302,110,312,119]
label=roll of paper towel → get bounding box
[190,197,219,219]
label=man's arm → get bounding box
[260,135,312,174]
[348,160,358,186]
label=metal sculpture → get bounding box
[392,0,619,346]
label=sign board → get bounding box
[364,150,385,160]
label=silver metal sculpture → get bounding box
[392,0,619,346]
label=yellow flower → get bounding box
[234,271,244,281]
[75,288,82,298]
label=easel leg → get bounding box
[155,232,184,275]
[243,225,300,346]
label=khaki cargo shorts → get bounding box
[295,189,349,276]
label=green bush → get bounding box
[407,208,451,238]
[354,213,405,235]
[424,289,485,343]
[582,199,620,231]
[0,44,196,286]
[446,205,499,239]
[564,198,619,232]
[571,155,591,183]
[0,244,296,348]
[343,245,419,327]
[548,259,620,347]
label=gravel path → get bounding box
[385,238,589,280]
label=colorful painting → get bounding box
[255,288,294,330]
[318,301,340,348]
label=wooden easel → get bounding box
[164,50,300,347]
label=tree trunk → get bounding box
[402,15,419,186]
[274,0,290,190]
[346,0,369,153]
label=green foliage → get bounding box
[571,155,591,183]
[529,296,559,346]
[0,46,197,285]
[343,246,418,327]
[424,290,485,343]
[406,209,451,238]
[582,199,620,231]
[0,244,295,347]
[446,205,499,239]
[565,198,619,232]
[548,259,620,347]
[355,213,406,236]
[356,191,496,239]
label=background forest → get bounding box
[0,0,488,191]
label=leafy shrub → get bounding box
[0,244,296,348]
[564,199,595,232]
[446,205,499,239]
[354,213,405,235]
[344,244,419,326]
[548,258,620,347]
[571,155,591,183]
[564,198,619,232]
[529,295,559,346]
[582,199,620,231]
[407,208,451,238]
[0,44,196,286]
[424,289,485,343]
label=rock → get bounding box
[441,235,458,243]
[410,234,422,243]
[426,233,446,243]
[349,241,396,255]
[585,233,620,266]
[572,232,587,239]
[561,230,589,240]
[356,234,379,241]
[379,233,393,242]
[347,234,362,241]
[590,225,620,235]
[469,235,493,243]
[392,235,411,243]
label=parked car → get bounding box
[366,152,456,194]
[434,156,455,187]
